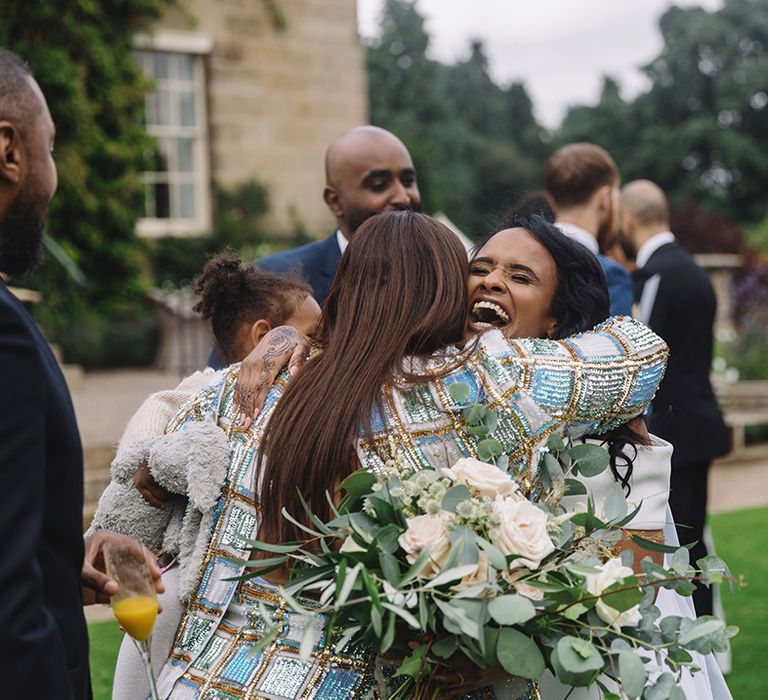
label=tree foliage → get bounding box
[558,0,768,225]
[0,0,172,334]
[367,0,546,236]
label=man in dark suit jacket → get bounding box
[0,49,161,697]
[257,126,421,305]
[545,142,634,317]
[622,180,730,616]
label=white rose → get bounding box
[493,495,554,570]
[585,557,642,631]
[398,514,451,578]
[514,580,544,601]
[453,551,494,596]
[444,458,521,500]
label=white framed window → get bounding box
[133,31,213,237]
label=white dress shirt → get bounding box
[336,229,349,254]
[635,230,675,269]
[555,221,599,255]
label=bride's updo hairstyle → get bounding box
[259,211,469,545]
[194,252,312,365]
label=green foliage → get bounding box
[146,180,275,288]
[367,0,545,236]
[558,0,768,226]
[0,0,173,338]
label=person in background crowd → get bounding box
[0,47,161,698]
[620,178,731,616]
[544,142,633,316]
[257,125,420,306]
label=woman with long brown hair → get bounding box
[151,211,668,700]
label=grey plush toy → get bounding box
[88,420,230,601]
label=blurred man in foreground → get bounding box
[0,48,161,697]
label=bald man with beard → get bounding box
[257,125,421,305]
[621,179,730,616]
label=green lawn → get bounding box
[709,507,768,700]
[89,507,768,699]
[89,617,124,700]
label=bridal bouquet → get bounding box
[243,386,737,699]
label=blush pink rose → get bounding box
[493,495,554,570]
[398,514,451,578]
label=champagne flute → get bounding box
[104,541,160,700]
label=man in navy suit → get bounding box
[545,142,633,317]
[0,49,161,697]
[257,125,421,305]
[621,180,729,616]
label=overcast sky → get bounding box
[357,0,723,128]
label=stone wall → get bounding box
[154,0,367,236]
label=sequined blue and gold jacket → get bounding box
[154,316,668,697]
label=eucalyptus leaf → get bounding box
[449,525,480,566]
[642,672,675,700]
[551,636,603,686]
[467,425,490,438]
[602,577,642,613]
[678,617,725,646]
[547,434,566,453]
[495,628,546,679]
[697,554,729,585]
[333,625,361,654]
[339,469,377,500]
[378,552,401,586]
[431,635,459,659]
[448,381,471,405]
[670,546,690,574]
[488,594,536,625]
[543,453,565,482]
[442,484,472,513]
[476,536,508,571]
[564,478,588,496]
[477,438,504,462]
[434,598,482,640]
[483,411,499,433]
[618,650,647,698]
[464,405,487,424]
[570,443,610,477]
[299,617,319,661]
[603,482,628,521]
[374,523,402,554]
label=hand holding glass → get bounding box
[104,541,160,699]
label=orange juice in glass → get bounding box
[104,541,160,700]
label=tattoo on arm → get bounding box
[236,326,301,416]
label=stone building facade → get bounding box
[134,0,367,238]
